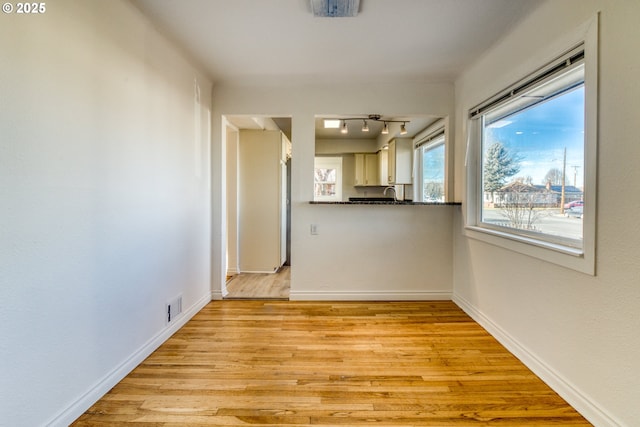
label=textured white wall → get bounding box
[211,81,455,299]
[453,1,640,425]
[0,1,212,425]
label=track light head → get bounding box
[400,122,407,135]
[381,122,389,135]
[361,120,369,132]
[340,120,348,134]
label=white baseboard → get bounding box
[46,291,212,427]
[453,293,623,427]
[290,290,452,301]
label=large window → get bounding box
[481,69,584,246]
[415,127,446,202]
[466,36,598,274]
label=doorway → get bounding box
[224,115,291,299]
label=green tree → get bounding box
[483,142,520,201]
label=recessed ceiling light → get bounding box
[324,119,341,128]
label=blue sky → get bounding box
[422,143,445,182]
[485,86,585,188]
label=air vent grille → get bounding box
[311,0,360,17]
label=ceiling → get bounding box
[131,0,542,85]
[133,1,542,140]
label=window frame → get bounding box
[313,156,343,202]
[414,122,446,203]
[464,17,598,275]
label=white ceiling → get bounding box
[132,0,542,85]
[132,0,542,139]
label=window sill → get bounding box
[464,225,594,275]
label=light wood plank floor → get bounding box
[72,301,591,426]
[225,266,290,299]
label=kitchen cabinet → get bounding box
[238,130,288,272]
[387,138,413,184]
[354,153,379,186]
[378,149,388,186]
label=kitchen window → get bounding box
[314,157,342,201]
[465,26,598,275]
[415,125,446,203]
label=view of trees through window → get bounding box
[314,168,336,198]
[313,157,342,201]
[481,84,585,246]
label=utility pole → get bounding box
[560,147,566,214]
[572,165,580,187]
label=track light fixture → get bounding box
[327,114,410,135]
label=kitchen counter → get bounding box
[309,200,461,205]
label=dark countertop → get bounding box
[309,200,461,205]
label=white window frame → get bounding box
[414,120,446,203]
[464,17,598,275]
[314,156,343,201]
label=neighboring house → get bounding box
[486,181,583,208]
[538,184,583,205]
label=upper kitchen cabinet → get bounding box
[378,150,389,186]
[354,153,379,186]
[387,138,413,184]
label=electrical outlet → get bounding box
[310,224,318,235]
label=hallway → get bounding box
[225,267,290,299]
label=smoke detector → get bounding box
[311,0,360,17]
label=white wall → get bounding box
[453,1,640,426]
[0,1,212,425]
[211,81,455,300]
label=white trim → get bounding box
[453,293,624,427]
[290,290,452,301]
[464,226,594,275]
[46,291,212,427]
[414,119,445,147]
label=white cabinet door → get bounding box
[378,150,389,186]
[354,154,365,186]
[354,153,380,186]
[364,153,379,185]
[388,138,412,184]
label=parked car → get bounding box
[565,205,583,219]
[564,199,583,209]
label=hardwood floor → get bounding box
[72,301,591,426]
[225,266,290,299]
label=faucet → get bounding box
[383,186,397,201]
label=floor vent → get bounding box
[166,295,183,324]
